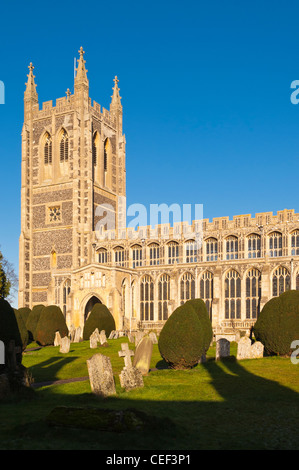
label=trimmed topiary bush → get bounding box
[83,303,116,340]
[253,290,299,356]
[0,299,23,369]
[185,298,213,353]
[35,305,69,346]
[158,302,206,369]
[16,307,31,329]
[14,309,29,351]
[26,304,44,342]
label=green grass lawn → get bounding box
[1,338,299,450]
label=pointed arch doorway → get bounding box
[84,295,102,321]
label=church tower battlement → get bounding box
[18,48,126,308]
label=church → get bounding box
[18,48,299,334]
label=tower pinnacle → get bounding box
[24,62,38,102]
[75,46,89,85]
[110,75,122,110]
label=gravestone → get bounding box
[99,330,107,345]
[73,327,82,343]
[90,331,98,349]
[108,330,115,339]
[237,337,264,360]
[148,332,158,344]
[216,338,231,360]
[249,341,264,359]
[127,333,135,343]
[69,325,76,341]
[134,331,145,346]
[86,353,116,397]
[118,343,144,391]
[133,335,153,375]
[236,336,252,359]
[54,331,62,347]
[60,336,71,353]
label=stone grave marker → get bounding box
[249,341,264,359]
[148,332,158,344]
[60,336,71,353]
[90,331,98,349]
[86,353,116,397]
[133,335,153,375]
[99,330,107,345]
[118,343,144,391]
[216,338,231,360]
[54,331,62,347]
[134,331,145,346]
[73,327,82,343]
[108,330,115,339]
[237,337,264,360]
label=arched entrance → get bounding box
[84,295,102,321]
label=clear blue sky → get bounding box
[1,0,299,306]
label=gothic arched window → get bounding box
[226,236,238,260]
[158,274,170,321]
[269,232,282,257]
[200,271,213,320]
[247,234,261,259]
[149,243,160,266]
[59,129,69,162]
[224,269,241,319]
[206,238,218,261]
[185,240,198,263]
[291,230,299,256]
[140,275,154,321]
[272,266,290,297]
[167,241,179,264]
[44,133,52,165]
[245,268,261,319]
[180,272,195,304]
[131,244,142,268]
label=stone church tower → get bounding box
[18,48,126,324]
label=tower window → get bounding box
[60,130,69,162]
[44,133,52,165]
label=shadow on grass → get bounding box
[2,356,299,450]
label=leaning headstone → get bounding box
[216,338,231,360]
[90,331,98,349]
[133,335,153,375]
[148,332,158,344]
[118,343,144,391]
[73,327,82,343]
[99,330,107,345]
[54,331,62,347]
[108,330,115,339]
[86,353,116,397]
[60,336,71,354]
[236,336,252,360]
